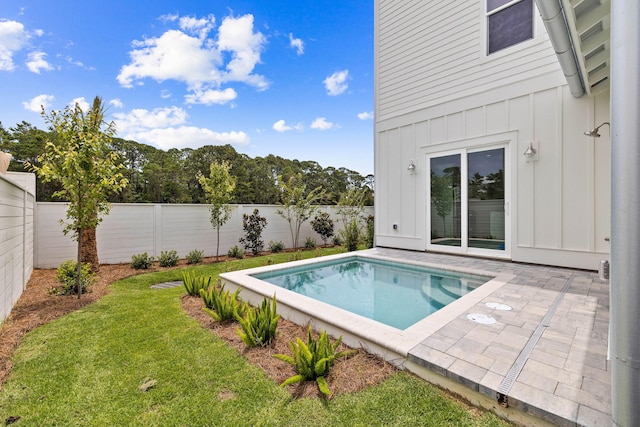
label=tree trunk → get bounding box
[77,227,83,299]
[80,227,99,274]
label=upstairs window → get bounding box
[486,0,534,54]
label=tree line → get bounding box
[0,121,374,205]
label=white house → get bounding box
[374,0,610,271]
[375,1,640,425]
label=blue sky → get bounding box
[0,1,374,175]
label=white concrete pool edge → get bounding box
[219,250,513,365]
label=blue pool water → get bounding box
[253,257,491,330]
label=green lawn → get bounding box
[0,249,511,426]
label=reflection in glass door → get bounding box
[430,155,461,247]
[468,148,505,250]
[429,147,507,254]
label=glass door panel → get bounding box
[467,148,505,251]
[430,154,461,247]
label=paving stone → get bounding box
[577,404,613,427]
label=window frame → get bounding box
[481,0,536,58]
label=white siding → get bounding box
[375,80,611,269]
[374,0,611,270]
[0,173,35,324]
[35,204,374,268]
[376,0,561,122]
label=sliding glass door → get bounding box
[428,146,508,256]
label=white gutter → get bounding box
[535,0,585,97]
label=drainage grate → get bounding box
[495,275,576,405]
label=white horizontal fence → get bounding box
[35,203,374,268]
[0,173,35,324]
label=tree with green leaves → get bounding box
[197,160,236,259]
[311,211,334,246]
[276,173,325,249]
[30,96,128,297]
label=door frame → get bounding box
[423,132,514,259]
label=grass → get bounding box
[0,248,510,426]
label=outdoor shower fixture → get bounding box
[523,142,537,160]
[584,122,610,137]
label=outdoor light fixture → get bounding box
[584,122,610,137]
[407,160,416,172]
[523,142,537,160]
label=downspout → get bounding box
[610,0,640,425]
[535,0,585,97]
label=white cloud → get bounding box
[289,33,304,55]
[273,119,303,132]
[70,97,90,112]
[310,117,337,131]
[113,106,188,134]
[112,106,249,150]
[130,127,249,150]
[178,15,215,39]
[108,98,123,109]
[217,14,268,89]
[323,69,349,96]
[357,111,373,120]
[117,13,268,104]
[185,87,237,105]
[0,20,29,71]
[23,94,54,112]
[160,89,171,99]
[26,51,53,73]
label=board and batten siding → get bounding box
[375,80,611,270]
[0,173,35,324]
[35,204,373,268]
[375,0,561,122]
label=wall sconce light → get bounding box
[407,160,416,173]
[584,122,610,138]
[523,142,537,161]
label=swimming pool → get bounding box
[253,257,490,329]
[220,250,511,363]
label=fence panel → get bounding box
[35,203,373,268]
[0,173,35,324]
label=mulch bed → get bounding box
[0,257,396,398]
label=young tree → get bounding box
[197,160,236,259]
[30,96,128,297]
[239,208,267,255]
[336,187,367,251]
[276,173,325,249]
[311,211,334,246]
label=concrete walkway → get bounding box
[371,248,611,427]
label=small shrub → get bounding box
[54,260,95,295]
[186,249,204,264]
[227,245,244,259]
[288,250,303,261]
[239,208,268,255]
[342,218,361,251]
[182,272,211,297]
[131,252,153,269]
[304,237,317,248]
[158,250,179,267]
[365,215,375,249]
[236,294,280,347]
[274,327,357,396]
[268,240,285,253]
[200,283,248,321]
[311,212,334,246]
[332,235,343,246]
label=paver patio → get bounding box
[371,248,611,427]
